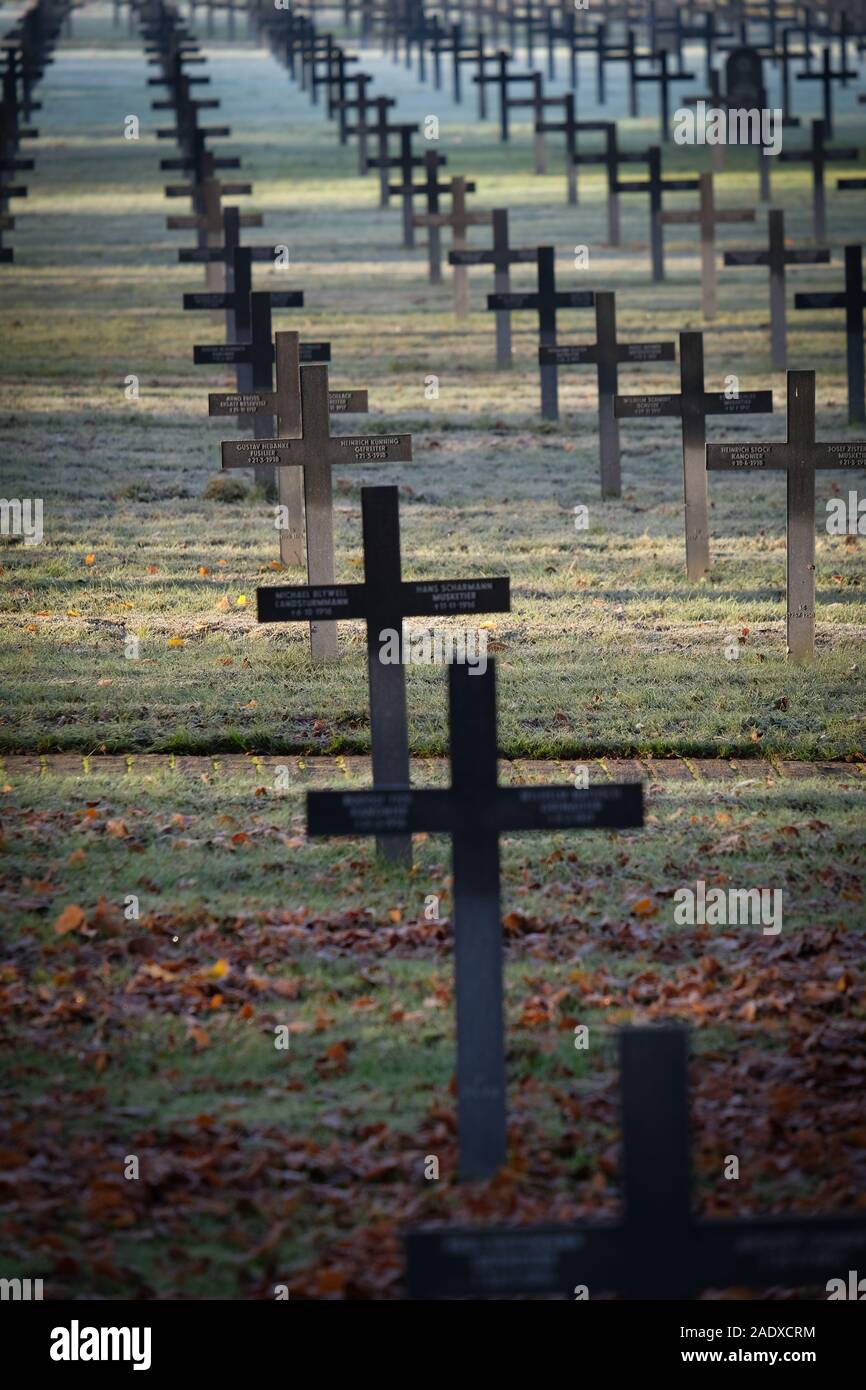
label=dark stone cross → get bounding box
[444,20,484,105]
[221,363,412,663]
[659,170,755,318]
[322,45,360,131]
[352,95,399,207]
[406,1024,866,1297]
[179,207,270,341]
[259,484,510,863]
[503,71,548,173]
[573,120,649,246]
[540,291,675,499]
[707,370,866,662]
[777,118,860,243]
[634,46,695,139]
[724,208,831,370]
[385,126,437,249]
[471,48,513,141]
[193,287,328,495]
[796,44,857,139]
[168,180,262,295]
[209,329,368,568]
[449,207,536,367]
[616,330,774,580]
[468,38,503,120]
[416,175,490,315]
[410,155,475,288]
[795,244,865,425]
[594,22,640,112]
[487,245,594,420]
[188,244,309,376]
[164,164,253,291]
[681,68,727,174]
[334,71,377,171]
[616,145,700,282]
[535,90,579,204]
[307,660,643,1179]
[159,127,239,179]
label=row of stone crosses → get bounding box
[145,0,866,669]
[2,0,859,1298]
[130,0,866,1298]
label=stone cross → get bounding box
[707,370,866,661]
[723,208,831,369]
[407,1025,866,1297]
[659,171,755,317]
[307,661,643,1179]
[616,331,774,579]
[221,363,412,662]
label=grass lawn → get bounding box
[0,7,864,1299]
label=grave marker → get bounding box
[411,155,475,288]
[221,364,412,662]
[194,287,328,496]
[417,176,490,316]
[794,244,865,425]
[535,91,579,204]
[634,47,695,139]
[777,119,859,243]
[724,209,831,369]
[336,72,377,171]
[707,370,866,661]
[659,171,755,318]
[353,95,399,207]
[383,125,425,247]
[503,70,547,173]
[540,291,675,498]
[308,661,643,1178]
[796,45,856,139]
[573,121,649,246]
[616,331,774,579]
[449,207,536,367]
[209,330,367,567]
[487,246,594,419]
[616,145,699,282]
[471,49,513,142]
[259,484,510,863]
[168,180,262,293]
[407,1026,866,1297]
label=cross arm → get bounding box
[659,209,701,225]
[451,247,536,267]
[488,292,539,310]
[487,783,643,833]
[415,209,489,228]
[794,291,850,310]
[700,390,774,416]
[693,1216,866,1291]
[724,250,770,266]
[407,1222,622,1299]
[710,210,756,224]
[615,393,683,419]
[308,781,642,839]
[257,583,369,623]
[706,442,791,470]
[208,388,367,416]
[399,577,510,617]
[539,344,598,365]
[784,249,832,265]
[169,212,262,230]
